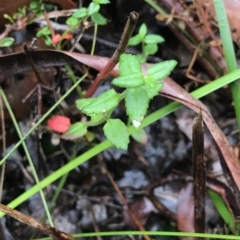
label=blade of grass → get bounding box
[0,87,54,226]
[0,73,88,166]
[1,69,240,218]
[32,230,240,240]
[213,0,240,132]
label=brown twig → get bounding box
[158,0,226,76]
[85,11,139,97]
[43,9,55,38]
[98,157,151,240]
[0,203,76,240]
[192,111,205,236]
[0,90,6,202]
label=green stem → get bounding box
[31,230,240,240]
[0,73,88,165]
[0,88,54,226]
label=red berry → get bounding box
[48,116,71,133]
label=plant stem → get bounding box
[85,11,139,97]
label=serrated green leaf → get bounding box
[89,111,110,125]
[147,60,177,81]
[208,190,235,230]
[66,17,79,27]
[61,122,87,140]
[103,119,129,150]
[144,34,165,44]
[125,88,149,125]
[144,43,158,55]
[72,8,87,18]
[136,54,147,63]
[141,82,163,99]
[88,2,100,16]
[128,34,142,46]
[81,89,120,116]
[139,23,147,38]
[91,12,107,25]
[112,73,144,88]
[36,26,51,37]
[0,37,14,47]
[119,54,142,76]
[76,98,95,110]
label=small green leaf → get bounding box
[91,13,107,25]
[13,12,23,19]
[96,0,110,4]
[66,17,79,27]
[143,75,156,85]
[144,34,165,44]
[139,23,147,38]
[80,89,120,116]
[131,128,148,145]
[144,43,158,55]
[72,8,88,18]
[141,82,163,99]
[29,1,41,12]
[103,119,129,150]
[3,14,14,23]
[125,88,149,125]
[18,6,26,15]
[88,2,100,16]
[36,26,51,37]
[147,60,177,81]
[76,98,95,110]
[0,37,14,47]
[44,37,52,46]
[61,122,87,140]
[208,190,235,230]
[43,3,54,11]
[112,73,144,88]
[89,112,109,125]
[128,34,142,46]
[119,54,142,76]
[85,131,95,142]
[136,54,147,63]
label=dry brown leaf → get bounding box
[177,182,194,232]
[204,0,240,47]
[160,76,240,208]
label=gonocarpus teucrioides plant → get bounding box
[55,54,177,150]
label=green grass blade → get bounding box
[0,88,53,226]
[32,230,240,240]
[213,0,240,131]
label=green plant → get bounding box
[36,26,52,45]
[0,37,14,47]
[3,0,54,46]
[36,0,109,47]
[66,0,109,28]
[128,23,165,62]
[3,1,53,24]
[61,54,177,150]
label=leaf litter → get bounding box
[1,0,240,239]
